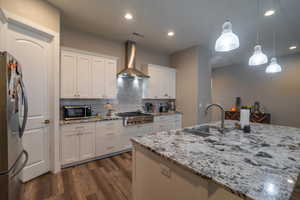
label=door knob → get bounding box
[44,120,50,124]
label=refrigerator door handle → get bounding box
[19,78,28,138]
[0,150,28,176]
[10,150,29,179]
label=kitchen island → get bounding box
[131,120,300,200]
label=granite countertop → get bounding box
[147,111,182,116]
[131,120,300,200]
[60,116,122,125]
[60,112,181,125]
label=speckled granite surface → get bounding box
[147,112,182,116]
[131,120,300,200]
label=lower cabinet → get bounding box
[61,132,79,165]
[95,120,124,157]
[61,115,182,166]
[154,114,182,132]
[61,123,95,165]
[79,131,96,161]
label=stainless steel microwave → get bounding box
[63,105,92,120]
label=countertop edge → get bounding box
[60,112,182,125]
[60,117,122,125]
[131,139,255,200]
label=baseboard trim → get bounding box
[62,148,132,169]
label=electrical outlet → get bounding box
[160,164,171,178]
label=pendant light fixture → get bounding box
[266,32,282,73]
[249,44,268,66]
[249,0,268,66]
[215,20,240,52]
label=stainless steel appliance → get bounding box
[168,101,176,112]
[117,111,154,126]
[117,41,150,78]
[0,52,29,200]
[159,103,169,113]
[144,102,154,113]
[63,105,92,120]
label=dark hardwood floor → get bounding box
[22,152,132,200]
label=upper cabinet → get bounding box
[61,51,78,98]
[76,54,92,98]
[104,59,117,99]
[61,48,118,99]
[143,64,176,99]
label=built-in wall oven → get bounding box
[63,105,92,120]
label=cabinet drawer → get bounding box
[61,123,95,135]
[96,143,119,156]
[96,130,120,140]
[154,116,169,122]
[155,115,181,122]
[96,120,122,130]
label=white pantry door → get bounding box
[7,24,51,182]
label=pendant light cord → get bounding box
[273,32,276,57]
[256,0,260,44]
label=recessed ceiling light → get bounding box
[124,13,133,20]
[264,10,276,16]
[167,31,175,37]
[289,45,297,50]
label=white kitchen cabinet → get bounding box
[121,123,154,149]
[154,114,182,132]
[95,120,123,156]
[61,123,96,165]
[105,59,117,99]
[144,64,176,99]
[91,56,106,98]
[76,55,92,98]
[169,69,176,99]
[61,51,77,98]
[61,131,79,165]
[79,131,95,161]
[61,48,117,99]
[60,114,181,166]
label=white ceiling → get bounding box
[48,0,300,68]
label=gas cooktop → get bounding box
[117,112,154,126]
[117,111,152,117]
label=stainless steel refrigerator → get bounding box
[0,52,29,200]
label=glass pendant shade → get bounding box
[248,45,268,66]
[265,57,282,73]
[215,21,240,52]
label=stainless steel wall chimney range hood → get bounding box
[117,40,150,78]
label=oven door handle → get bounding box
[10,150,29,179]
[19,78,28,138]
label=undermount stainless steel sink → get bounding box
[183,125,233,136]
[183,125,213,137]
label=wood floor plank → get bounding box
[22,153,133,200]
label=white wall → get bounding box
[171,46,211,127]
[212,53,300,128]
[1,0,60,32]
[61,26,170,73]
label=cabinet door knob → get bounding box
[44,119,50,124]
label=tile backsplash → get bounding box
[60,78,170,118]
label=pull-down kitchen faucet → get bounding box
[205,104,225,133]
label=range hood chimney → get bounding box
[117,40,150,78]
